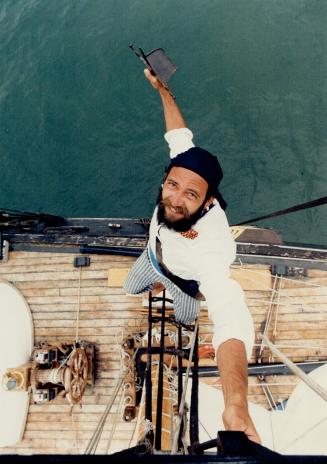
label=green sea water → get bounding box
[0,0,326,246]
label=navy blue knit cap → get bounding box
[166,147,227,210]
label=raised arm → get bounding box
[144,68,186,131]
[145,67,260,444]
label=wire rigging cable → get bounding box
[234,195,327,226]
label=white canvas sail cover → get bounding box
[0,280,34,447]
[189,363,327,455]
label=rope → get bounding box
[171,319,199,453]
[104,386,127,454]
[234,195,327,226]
[234,264,327,334]
[258,376,277,410]
[253,381,298,387]
[253,342,327,351]
[198,419,213,440]
[75,266,82,343]
[130,383,145,447]
[48,349,75,386]
[273,276,283,337]
[189,324,199,445]
[259,334,327,402]
[235,259,327,290]
[84,347,139,455]
[259,275,278,359]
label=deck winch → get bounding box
[2,341,95,405]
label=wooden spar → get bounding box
[258,333,327,402]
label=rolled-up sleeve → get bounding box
[197,253,254,361]
[164,128,195,158]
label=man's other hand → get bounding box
[144,68,164,91]
[222,404,261,444]
[143,67,186,131]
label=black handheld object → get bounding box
[129,44,177,98]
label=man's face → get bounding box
[157,166,211,232]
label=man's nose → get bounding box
[170,191,184,207]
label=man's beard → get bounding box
[156,189,206,232]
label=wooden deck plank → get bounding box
[0,269,108,281]
[28,301,143,311]
[2,250,136,262]
[20,286,127,297]
[31,316,327,332]
[15,279,116,290]
[31,310,142,320]
[0,249,326,455]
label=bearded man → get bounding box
[124,69,260,444]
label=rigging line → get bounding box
[259,378,277,410]
[105,386,126,454]
[258,377,274,409]
[172,319,199,454]
[50,348,75,383]
[234,195,327,226]
[259,334,327,402]
[253,342,327,350]
[75,266,82,343]
[263,377,278,409]
[190,324,199,445]
[88,374,134,455]
[248,298,327,314]
[273,276,283,337]
[258,375,277,410]
[248,297,327,310]
[84,347,139,455]
[278,397,286,411]
[131,391,144,448]
[251,381,299,387]
[234,261,327,314]
[198,419,213,440]
[259,275,278,359]
[234,261,327,291]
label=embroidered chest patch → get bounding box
[180,229,198,240]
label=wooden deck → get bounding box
[0,249,326,455]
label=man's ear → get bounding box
[205,196,215,209]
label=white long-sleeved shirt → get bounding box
[149,128,254,359]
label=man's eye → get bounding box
[187,192,197,199]
[167,181,176,187]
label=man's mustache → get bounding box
[160,198,190,217]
